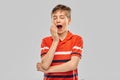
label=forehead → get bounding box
[52,10,67,17]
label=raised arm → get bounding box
[38,24,59,70]
[40,40,58,70]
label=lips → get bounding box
[56,25,62,29]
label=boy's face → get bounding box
[51,10,71,34]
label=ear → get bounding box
[68,18,71,25]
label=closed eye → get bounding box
[60,15,65,19]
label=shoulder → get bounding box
[42,36,52,42]
[71,33,84,46]
[41,36,53,46]
[72,33,83,41]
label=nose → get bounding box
[56,18,60,23]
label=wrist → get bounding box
[53,39,59,43]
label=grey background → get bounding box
[0,0,120,80]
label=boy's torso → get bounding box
[42,31,81,80]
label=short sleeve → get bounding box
[71,36,83,58]
[40,38,49,57]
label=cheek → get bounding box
[52,20,56,25]
[63,21,69,26]
[62,19,68,24]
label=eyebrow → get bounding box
[52,15,57,17]
[52,15,65,17]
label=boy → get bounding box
[36,4,83,80]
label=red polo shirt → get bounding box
[40,31,83,80]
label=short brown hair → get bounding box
[51,4,71,19]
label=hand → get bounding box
[50,23,59,41]
[36,62,46,72]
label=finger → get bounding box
[36,66,41,71]
[51,23,57,30]
[51,22,56,26]
[36,63,39,67]
[36,62,41,69]
[37,64,40,68]
[37,67,40,71]
[37,67,42,71]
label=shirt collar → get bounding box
[60,31,73,42]
[66,31,73,40]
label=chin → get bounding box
[57,31,62,34]
[57,30,68,34]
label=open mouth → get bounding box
[56,25,62,29]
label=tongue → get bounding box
[57,25,62,29]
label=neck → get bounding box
[58,31,68,41]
